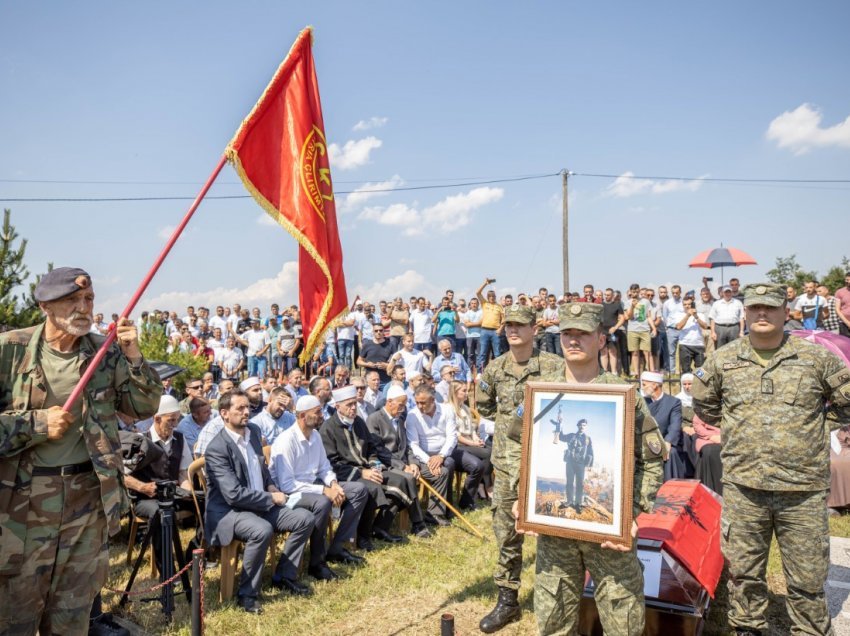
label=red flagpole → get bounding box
[62,155,228,411]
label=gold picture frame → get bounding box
[517,382,636,547]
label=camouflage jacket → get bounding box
[0,323,161,575]
[692,334,850,491]
[477,349,565,477]
[592,371,665,518]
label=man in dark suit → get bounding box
[366,385,431,538]
[320,386,422,549]
[641,371,687,481]
[204,389,314,613]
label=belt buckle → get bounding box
[60,464,75,477]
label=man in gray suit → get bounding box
[204,389,314,614]
[366,385,431,538]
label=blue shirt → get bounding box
[431,352,471,382]
[250,409,296,445]
[435,309,457,337]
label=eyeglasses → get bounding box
[187,385,201,390]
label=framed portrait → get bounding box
[517,382,636,547]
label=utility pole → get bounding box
[562,170,570,295]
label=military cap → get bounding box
[742,282,786,308]
[33,267,92,302]
[503,304,536,325]
[559,302,602,332]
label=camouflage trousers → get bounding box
[491,466,524,590]
[0,471,108,636]
[535,535,645,636]
[723,483,832,636]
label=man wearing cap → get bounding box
[366,385,432,538]
[693,283,850,636]
[270,395,368,580]
[124,395,195,573]
[552,417,594,513]
[239,376,266,418]
[0,267,161,635]
[526,302,665,635]
[709,286,745,348]
[204,389,314,610]
[321,386,408,548]
[476,303,564,633]
[641,371,686,481]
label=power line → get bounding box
[0,172,560,203]
[572,172,850,184]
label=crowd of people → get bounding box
[4,265,850,635]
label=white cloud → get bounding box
[132,262,300,313]
[256,213,278,227]
[157,225,176,241]
[340,174,404,213]
[605,171,707,198]
[351,269,441,304]
[357,186,504,236]
[353,116,388,131]
[766,103,850,154]
[328,136,382,170]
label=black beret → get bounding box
[34,267,92,302]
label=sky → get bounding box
[2,2,849,316]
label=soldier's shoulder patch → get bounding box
[647,438,662,455]
[516,404,524,418]
[826,369,850,391]
[478,379,490,392]
[694,368,707,380]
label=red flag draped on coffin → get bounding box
[226,27,348,365]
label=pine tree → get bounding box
[0,209,48,330]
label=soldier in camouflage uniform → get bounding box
[528,302,665,636]
[0,267,161,636]
[477,303,565,633]
[692,283,850,636]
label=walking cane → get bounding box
[417,476,486,540]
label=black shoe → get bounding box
[88,613,130,636]
[412,524,433,539]
[479,587,521,633]
[270,577,311,596]
[373,527,404,543]
[308,563,340,581]
[575,505,583,514]
[423,512,439,526]
[237,596,264,614]
[356,536,375,551]
[431,514,451,527]
[326,548,365,565]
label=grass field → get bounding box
[102,508,850,635]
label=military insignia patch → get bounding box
[478,379,490,392]
[570,304,582,315]
[756,285,767,295]
[516,405,524,418]
[695,368,705,379]
[648,439,662,455]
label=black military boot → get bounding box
[479,587,521,633]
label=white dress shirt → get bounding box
[149,425,193,472]
[224,427,264,493]
[709,298,744,325]
[405,403,458,463]
[270,424,337,495]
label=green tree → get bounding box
[766,255,818,292]
[0,208,47,329]
[822,257,850,293]
[139,327,209,394]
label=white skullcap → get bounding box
[240,377,261,391]
[156,394,180,416]
[680,373,695,383]
[407,370,422,381]
[332,386,357,402]
[386,385,407,400]
[641,371,664,384]
[295,395,321,413]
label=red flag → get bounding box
[226,27,348,365]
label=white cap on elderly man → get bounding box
[641,371,664,384]
[332,386,357,402]
[240,377,260,391]
[681,373,695,383]
[295,395,321,413]
[156,395,181,417]
[386,385,407,400]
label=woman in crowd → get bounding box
[448,380,493,502]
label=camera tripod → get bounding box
[120,495,192,621]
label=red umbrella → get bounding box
[689,245,757,285]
